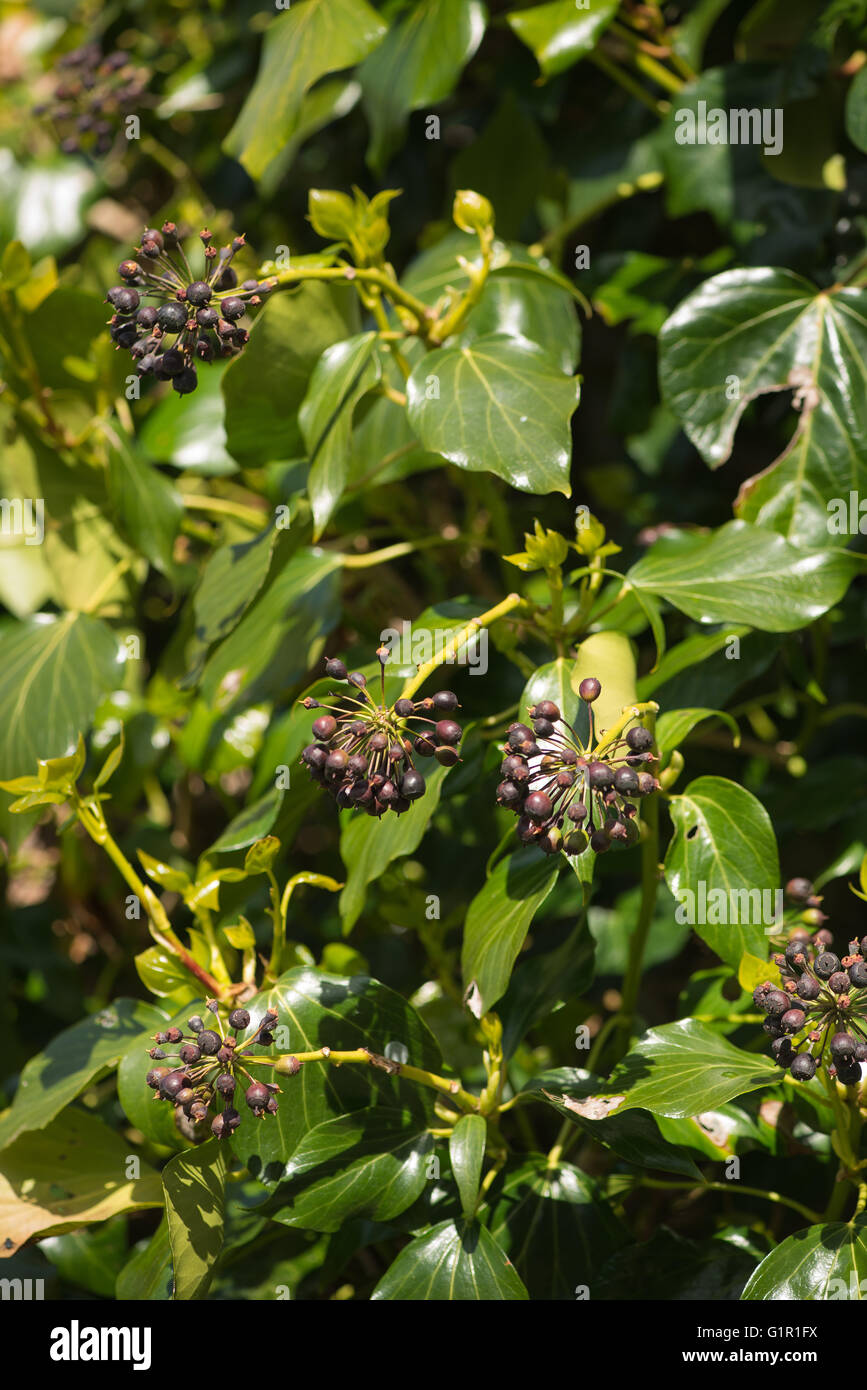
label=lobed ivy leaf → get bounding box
[659,267,867,548]
[406,334,579,495]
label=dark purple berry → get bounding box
[198,1029,221,1055]
[814,952,841,980]
[229,1008,250,1030]
[186,280,211,305]
[625,726,653,752]
[790,1053,817,1081]
[157,302,187,333]
[578,677,601,702]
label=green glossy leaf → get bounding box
[742,1216,867,1299]
[498,921,595,1058]
[138,366,238,475]
[664,775,780,967]
[595,1019,779,1118]
[506,0,619,78]
[654,707,740,756]
[299,331,381,537]
[222,285,360,468]
[40,1219,128,1299]
[181,527,277,687]
[0,1110,162,1257]
[207,786,285,854]
[199,547,342,711]
[0,613,122,781]
[163,1138,227,1300]
[402,234,580,373]
[229,968,443,1186]
[520,656,580,727]
[596,1226,755,1300]
[133,948,198,1005]
[269,1106,434,1231]
[523,1069,703,1179]
[637,625,751,699]
[359,0,486,171]
[487,1155,627,1299]
[0,999,165,1151]
[371,1218,528,1299]
[450,1114,486,1218]
[627,521,859,631]
[116,1218,173,1301]
[224,0,387,184]
[659,268,867,548]
[406,334,579,495]
[339,760,451,932]
[846,63,867,154]
[106,430,182,576]
[461,848,560,1017]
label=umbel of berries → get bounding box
[495,676,659,856]
[105,224,276,394]
[301,649,462,817]
[145,1001,281,1140]
[34,44,150,158]
[753,931,867,1086]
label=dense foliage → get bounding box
[1,0,866,1303]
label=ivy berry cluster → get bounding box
[755,932,867,1084]
[145,1002,281,1139]
[106,223,274,393]
[496,676,658,856]
[301,651,462,817]
[35,44,149,158]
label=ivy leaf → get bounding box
[0,613,122,781]
[116,1218,173,1301]
[223,0,386,185]
[163,1139,227,1300]
[524,1069,704,1179]
[627,521,859,631]
[229,968,443,1186]
[592,1019,779,1118]
[181,526,276,688]
[461,848,560,1017]
[659,268,867,548]
[742,1217,867,1299]
[664,775,780,968]
[406,334,579,495]
[106,430,183,576]
[450,1114,487,1218]
[654,707,740,757]
[206,787,285,854]
[339,760,452,933]
[371,1219,529,1299]
[0,998,164,1151]
[299,332,381,538]
[359,0,486,173]
[487,1156,627,1299]
[506,0,619,79]
[222,285,360,468]
[269,1106,434,1231]
[0,1109,162,1257]
[199,547,342,712]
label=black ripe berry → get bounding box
[245,1082,271,1115]
[849,961,867,988]
[790,1053,817,1081]
[780,1008,806,1034]
[198,1029,221,1055]
[229,1008,250,1030]
[433,691,459,712]
[325,657,348,680]
[215,1073,236,1096]
[625,726,653,752]
[157,302,187,333]
[435,719,462,746]
[220,296,246,320]
[796,975,820,1001]
[159,1069,189,1099]
[188,1015,205,1033]
[179,1043,201,1064]
[762,988,790,1018]
[588,761,613,790]
[146,1066,171,1090]
[830,1032,857,1061]
[828,971,850,995]
[186,280,211,305]
[785,877,814,903]
[613,767,639,796]
[401,769,426,800]
[814,952,841,979]
[525,791,553,821]
[771,1037,794,1067]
